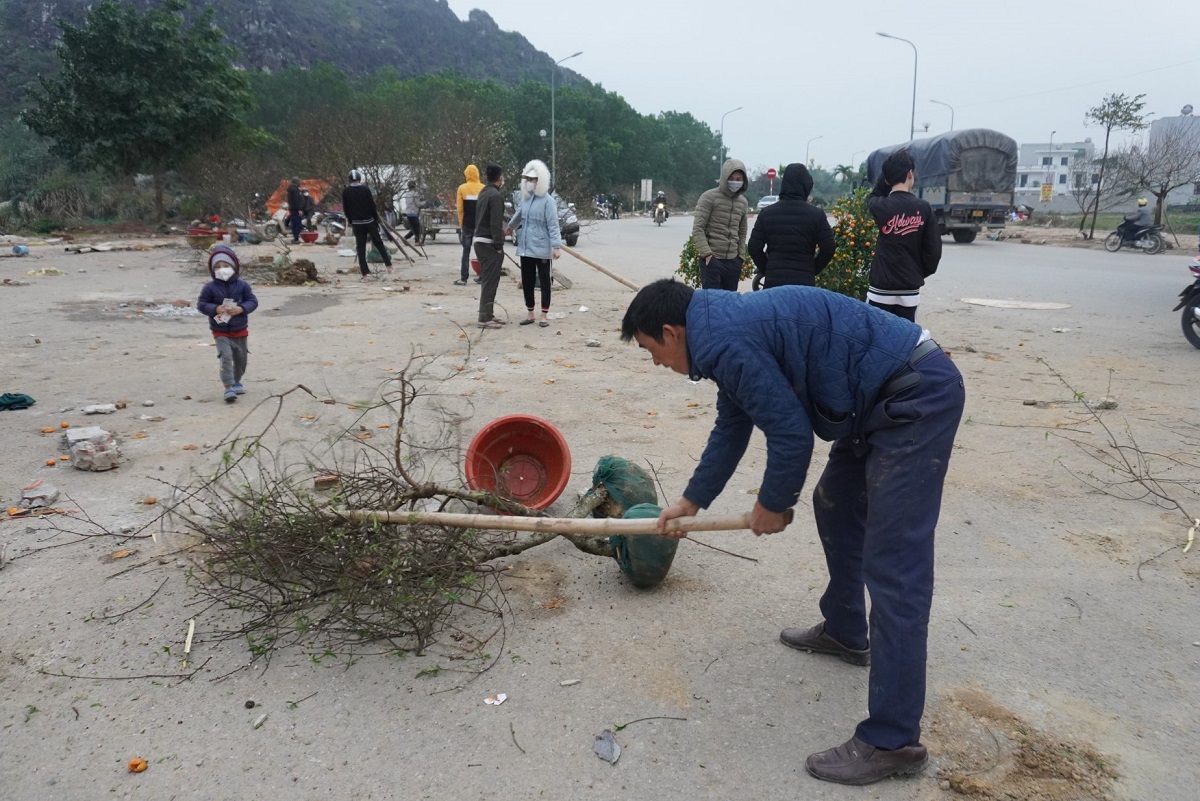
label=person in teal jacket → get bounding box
[621,279,965,787]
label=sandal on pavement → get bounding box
[519,319,535,325]
[453,279,468,286]
[478,320,504,330]
[538,320,549,328]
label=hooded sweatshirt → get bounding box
[508,159,562,259]
[456,165,485,233]
[747,163,836,287]
[197,246,258,336]
[342,181,380,226]
[692,158,750,261]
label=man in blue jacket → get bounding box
[621,279,964,786]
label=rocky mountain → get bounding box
[0,0,583,108]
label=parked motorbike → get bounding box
[1104,223,1164,255]
[1174,256,1200,349]
[653,202,666,226]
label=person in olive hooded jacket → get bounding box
[692,158,750,291]
[748,163,836,289]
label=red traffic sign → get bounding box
[766,168,777,180]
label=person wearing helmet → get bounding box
[1119,198,1153,243]
[654,191,670,220]
[286,177,304,244]
[400,180,423,246]
[342,169,393,280]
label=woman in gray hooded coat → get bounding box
[506,159,562,327]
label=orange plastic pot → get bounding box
[464,415,571,510]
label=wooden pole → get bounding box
[559,245,641,291]
[329,508,791,535]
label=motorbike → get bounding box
[1104,223,1164,255]
[653,202,666,226]
[1174,256,1200,349]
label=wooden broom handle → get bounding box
[329,508,793,535]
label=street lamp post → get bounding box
[551,50,583,192]
[1047,130,1056,196]
[877,32,917,142]
[929,98,954,131]
[718,106,743,170]
[805,135,824,166]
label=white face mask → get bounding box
[727,180,744,192]
[215,266,235,281]
[523,179,537,194]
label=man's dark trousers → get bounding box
[810,346,964,751]
[460,233,474,282]
[473,241,503,322]
[701,257,743,291]
[352,222,391,276]
[289,210,304,242]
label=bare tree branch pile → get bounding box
[164,366,623,662]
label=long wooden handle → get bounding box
[329,508,792,535]
[560,245,641,291]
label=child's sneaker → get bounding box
[224,388,238,403]
[232,383,246,395]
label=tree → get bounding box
[23,0,251,219]
[1083,92,1147,239]
[1112,121,1200,240]
[1067,151,1133,231]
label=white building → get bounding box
[1014,139,1096,197]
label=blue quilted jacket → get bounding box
[683,287,921,513]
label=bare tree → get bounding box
[411,97,510,206]
[1111,125,1200,243]
[1083,93,1147,239]
[1067,152,1134,232]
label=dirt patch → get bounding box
[926,687,1119,800]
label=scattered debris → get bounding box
[65,426,121,471]
[484,693,508,706]
[560,679,581,687]
[252,714,268,729]
[313,475,340,491]
[593,730,621,764]
[585,339,601,348]
[20,481,59,509]
[83,404,118,415]
[127,757,148,773]
[25,267,63,276]
[1085,396,1119,411]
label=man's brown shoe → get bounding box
[805,736,927,785]
[779,622,870,666]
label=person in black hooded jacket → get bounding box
[748,163,836,289]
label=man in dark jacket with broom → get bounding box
[748,163,836,289]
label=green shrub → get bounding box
[818,187,875,301]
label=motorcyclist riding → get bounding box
[1118,198,1152,242]
[653,191,670,220]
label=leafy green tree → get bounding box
[23,0,252,219]
[1083,92,1146,239]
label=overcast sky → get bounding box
[445,0,1200,173]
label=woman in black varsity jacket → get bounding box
[866,150,942,322]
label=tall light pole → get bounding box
[551,50,583,192]
[877,32,917,142]
[929,98,954,131]
[1047,130,1056,196]
[718,106,743,170]
[805,135,824,166]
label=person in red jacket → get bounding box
[866,151,942,321]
